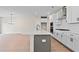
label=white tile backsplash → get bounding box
[58,18,79,34]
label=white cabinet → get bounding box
[54,31,61,41]
[57,6,66,20]
[67,6,79,23]
[58,32,74,50]
[57,32,62,42]
[62,33,79,51]
[57,8,64,19]
[65,34,79,51]
[60,32,73,50]
[66,34,74,50]
[54,31,79,51]
[73,35,79,51]
[57,9,62,19]
[60,32,67,45]
[66,6,72,23]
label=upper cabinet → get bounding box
[53,7,66,25]
[57,6,66,20]
[67,6,79,23]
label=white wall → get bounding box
[1,16,40,35]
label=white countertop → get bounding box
[34,30,51,35]
[33,30,58,42]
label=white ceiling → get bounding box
[0,6,62,17]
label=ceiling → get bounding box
[0,6,62,17]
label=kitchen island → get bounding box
[33,31,51,52]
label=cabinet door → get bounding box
[66,35,73,50]
[71,7,79,23]
[67,6,79,23]
[72,6,79,22]
[61,33,67,45]
[58,8,63,19]
[73,36,79,52]
[66,6,72,23]
[34,35,51,52]
[55,32,61,41]
[59,32,64,43]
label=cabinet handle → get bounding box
[42,39,47,43]
[70,38,73,42]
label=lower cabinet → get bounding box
[63,34,79,51]
[66,35,74,50]
[67,34,79,51]
[55,31,62,42]
[57,32,74,51]
[73,35,79,52]
[34,35,51,52]
[61,33,67,45]
[54,31,79,51]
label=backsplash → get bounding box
[69,23,79,33]
[58,18,79,33]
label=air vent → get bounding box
[41,16,47,18]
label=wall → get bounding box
[1,16,40,35]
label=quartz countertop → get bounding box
[34,30,51,35]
